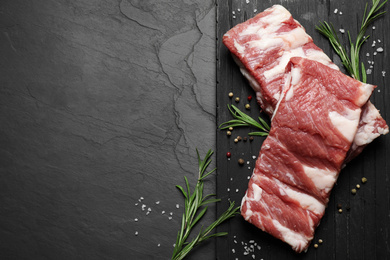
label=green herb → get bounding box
[219,104,270,136]
[316,0,388,82]
[171,149,240,260]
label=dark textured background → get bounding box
[1,0,216,259]
[216,0,390,260]
[1,0,389,260]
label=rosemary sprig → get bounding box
[219,104,270,136]
[171,149,240,260]
[316,0,388,82]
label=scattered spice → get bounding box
[351,188,357,195]
[318,239,323,244]
[356,184,361,189]
[243,137,247,142]
[237,136,242,141]
[229,92,234,98]
[245,104,251,109]
[226,152,231,158]
[249,136,254,142]
[227,131,232,136]
[337,203,342,209]
[247,95,252,101]
[362,177,367,183]
[234,138,239,143]
[338,209,343,213]
[235,97,240,102]
[314,243,319,248]
[229,127,233,131]
[238,158,245,165]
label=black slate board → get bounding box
[216,1,390,259]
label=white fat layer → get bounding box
[356,83,375,106]
[354,102,389,146]
[329,108,361,142]
[234,39,246,55]
[305,48,340,71]
[302,165,337,193]
[241,192,254,221]
[272,219,309,251]
[252,183,263,201]
[274,179,325,215]
[271,73,291,120]
[263,47,305,81]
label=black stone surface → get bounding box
[1,1,216,259]
[217,1,390,260]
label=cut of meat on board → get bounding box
[222,4,389,163]
[240,57,376,252]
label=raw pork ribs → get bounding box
[222,5,388,252]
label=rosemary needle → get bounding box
[171,149,240,260]
[219,104,270,136]
[316,0,388,82]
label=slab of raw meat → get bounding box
[240,57,375,252]
[222,4,388,162]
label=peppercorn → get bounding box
[243,137,247,142]
[227,131,232,136]
[234,138,238,143]
[338,209,343,213]
[245,104,250,109]
[249,136,254,142]
[314,244,318,248]
[351,188,357,195]
[337,203,342,209]
[235,97,240,102]
[356,184,361,189]
[228,127,233,131]
[247,95,252,101]
[226,152,231,158]
[361,177,367,183]
[228,92,234,98]
[318,239,323,244]
[238,158,245,165]
[237,136,242,141]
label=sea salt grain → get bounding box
[377,47,384,52]
[339,29,345,33]
[236,189,239,193]
[246,0,250,3]
[134,218,138,222]
[339,11,343,15]
[367,69,372,75]
[155,201,160,205]
[176,204,180,209]
[254,9,257,13]
[334,9,338,13]
[162,211,165,214]
[135,231,138,236]
[382,71,386,77]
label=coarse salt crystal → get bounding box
[334,8,338,13]
[373,26,376,29]
[252,156,256,159]
[247,176,250,179]
[170,212,173,216]
[366,53,370,57]
[232,249,236,253]
[236,189,239,192]
[162,211,165,214]
[176,204,179,209]
[227,188,230,191]
[146,211,150,216]
[148,207,151,211]
[247,161,250,164]
[339,11,343,15]
[158,244,161,247]
[377,47,384,52]
[140,197,144,200]
[246,0,250,3]
[254,9,257,12]
[238,8,241,12]
[141,204,146,211]
[382,71,386,77]
[233,15,236,19]
[367,69,372,75]
[248,167,251,170]
[155,201,160,204]
[374,52,378,56]
[135,218,138,222]
[232,11,235,14]
[168,216,172,220]
[135,231,138,236]
[378,89,381,92]
[339,29,345,33]
[230,177,233,181]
